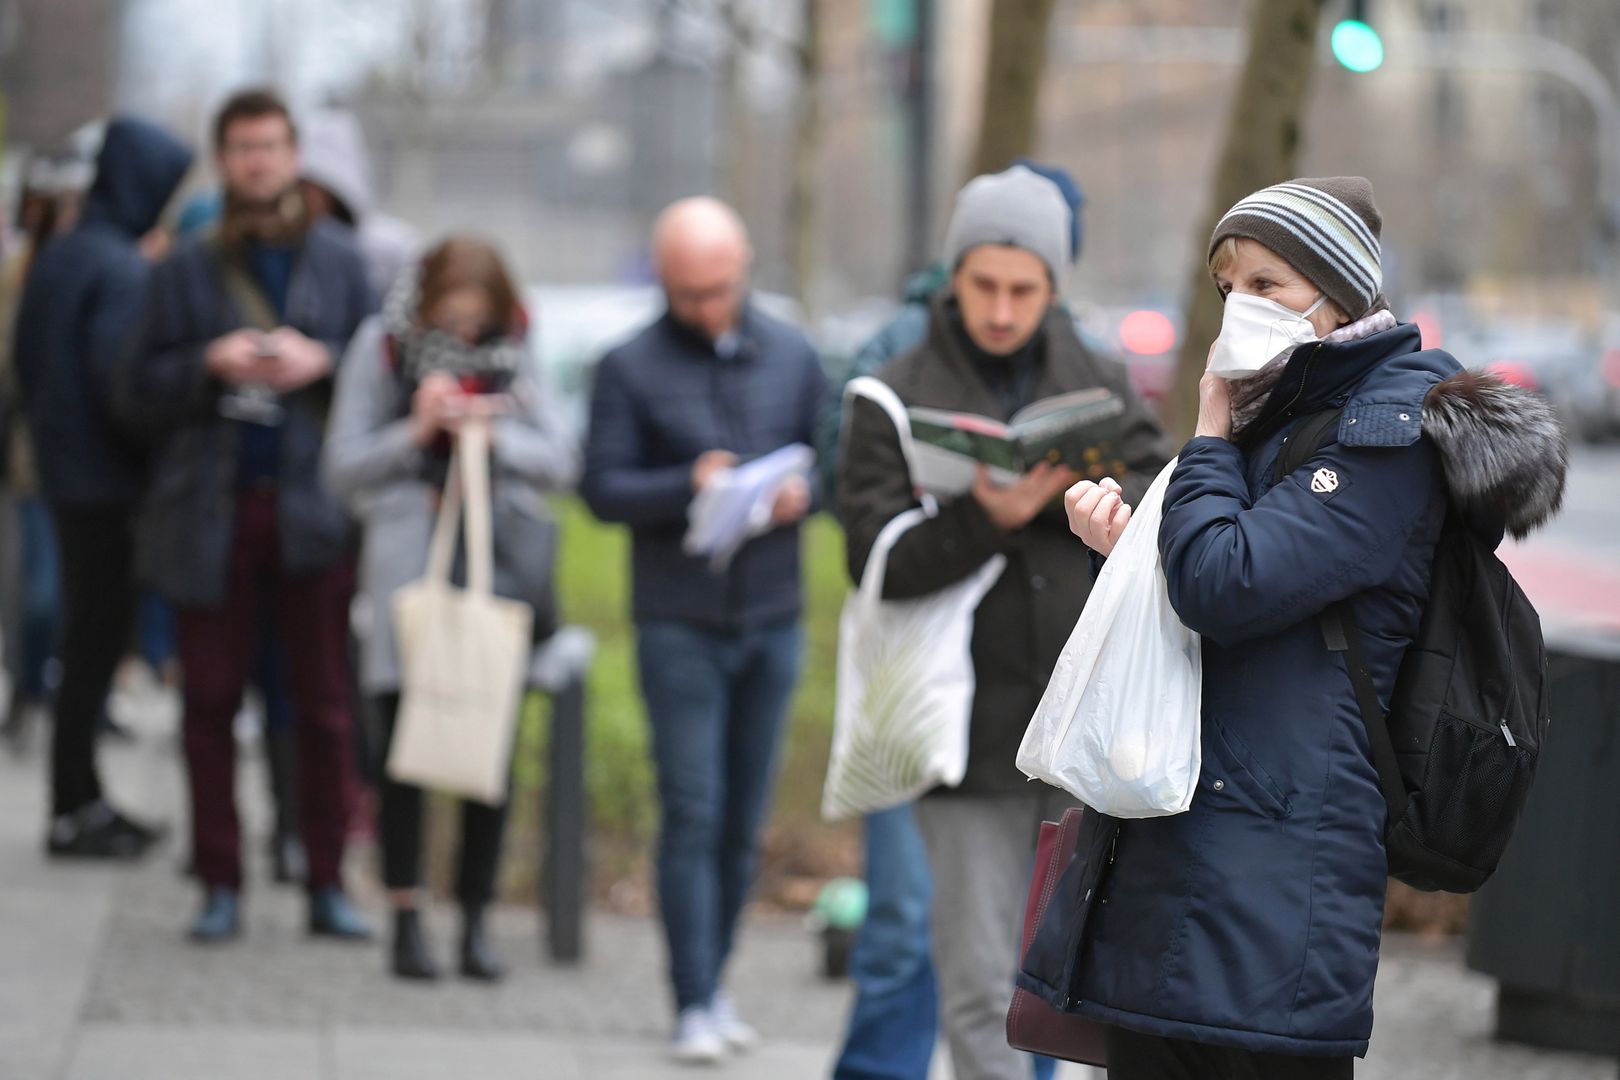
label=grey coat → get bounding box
[322,316,580,694]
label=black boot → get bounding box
[264,727,305,885]
[391,908,439,981]
[459,906,505,982]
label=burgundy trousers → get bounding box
[177,491,357,891]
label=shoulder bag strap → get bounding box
[206,234,279,333]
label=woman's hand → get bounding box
[1194,371,1233,441]
[410,372,464,446]
[1064,477,1132,556]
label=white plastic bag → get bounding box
[1016,459,1202,817]
[821,377,1006,821]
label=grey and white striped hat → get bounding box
[1209,176,1385,320]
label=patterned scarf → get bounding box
[381,267,528,387]
[1229,309,1399,437]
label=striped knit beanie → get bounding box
[1208,177,1385,320]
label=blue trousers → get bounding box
[833,803,938,1080]
[15,498,60,697]
[832,804,1056,1080]
[637,618,802,1013]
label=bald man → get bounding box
[582,198,828,1064]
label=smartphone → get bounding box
[253,334,280,363]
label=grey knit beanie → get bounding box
[1209,176,1385,320]
[943,165,1072,291]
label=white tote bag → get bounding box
[821,377,1006,822]
[1016,459,1202,818]
[387,417,533,806]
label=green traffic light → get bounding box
[1331,19,1385,73]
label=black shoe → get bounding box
[308,886,374,941]
[45,802,161,860]
[391,908,440,981]
[270,832,308,886]
[459,907,506,983]
[189,887,242,943]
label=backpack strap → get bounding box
[1271,407,1343,485]
[1321,601,1410,829]
[1272,407,1410,831]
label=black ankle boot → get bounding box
[391,908,439,981]
[459,907,505,982]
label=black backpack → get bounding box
[1276,409,1550,893]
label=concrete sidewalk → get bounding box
[0,683,1614,1080]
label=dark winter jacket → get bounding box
[1017,323,1567,1057]
[13,117,192,507]
[837,295,1172,796]
[580,302,828,631]
[116,216,374,608]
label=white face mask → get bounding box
[1207,292,1327,378]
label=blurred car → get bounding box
[1563,313,1620,442]
[1438,315,1598,436]
[1074,302,1181,415]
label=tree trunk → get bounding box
[788,0,824,307]
[1166,0,1327,437]
[969,0,1060,179]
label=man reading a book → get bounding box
[837,165,1170,1080]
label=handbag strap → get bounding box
[422,416,496,596]
[856,506,932,609]
[845,375,938,516]
[460,416,495,596]
[206,235,280,332]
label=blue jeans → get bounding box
[832,805,1056,1080]
[137,591,175,676]
[637,618,803,1013]
[13,498,61,697]
[833,804,938,1080]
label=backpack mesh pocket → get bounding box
[1404,713,1536,877]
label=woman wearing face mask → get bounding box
[1019,177,1566,1076]
[322,237,580,982]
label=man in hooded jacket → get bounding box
[297,109,421,299]
[13,115,192,859]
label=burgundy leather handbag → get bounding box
[1007,807,1109,1067]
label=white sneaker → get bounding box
[670,1006,726,1065]
[710,991,760,1053]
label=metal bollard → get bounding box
[531,625,595,965]
[543,671,587,964]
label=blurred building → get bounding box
[0,0,119,150]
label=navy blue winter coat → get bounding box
[13,117,192,507]
[581,303,828,631]
[1021,324,1468,1057]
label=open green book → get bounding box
[906,388,1129,496]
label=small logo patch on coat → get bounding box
[1311,468,1340,494]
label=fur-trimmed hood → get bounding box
[1422,370,1568,539]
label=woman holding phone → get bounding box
[323,237,579,981]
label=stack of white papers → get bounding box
[683,443,815,571]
